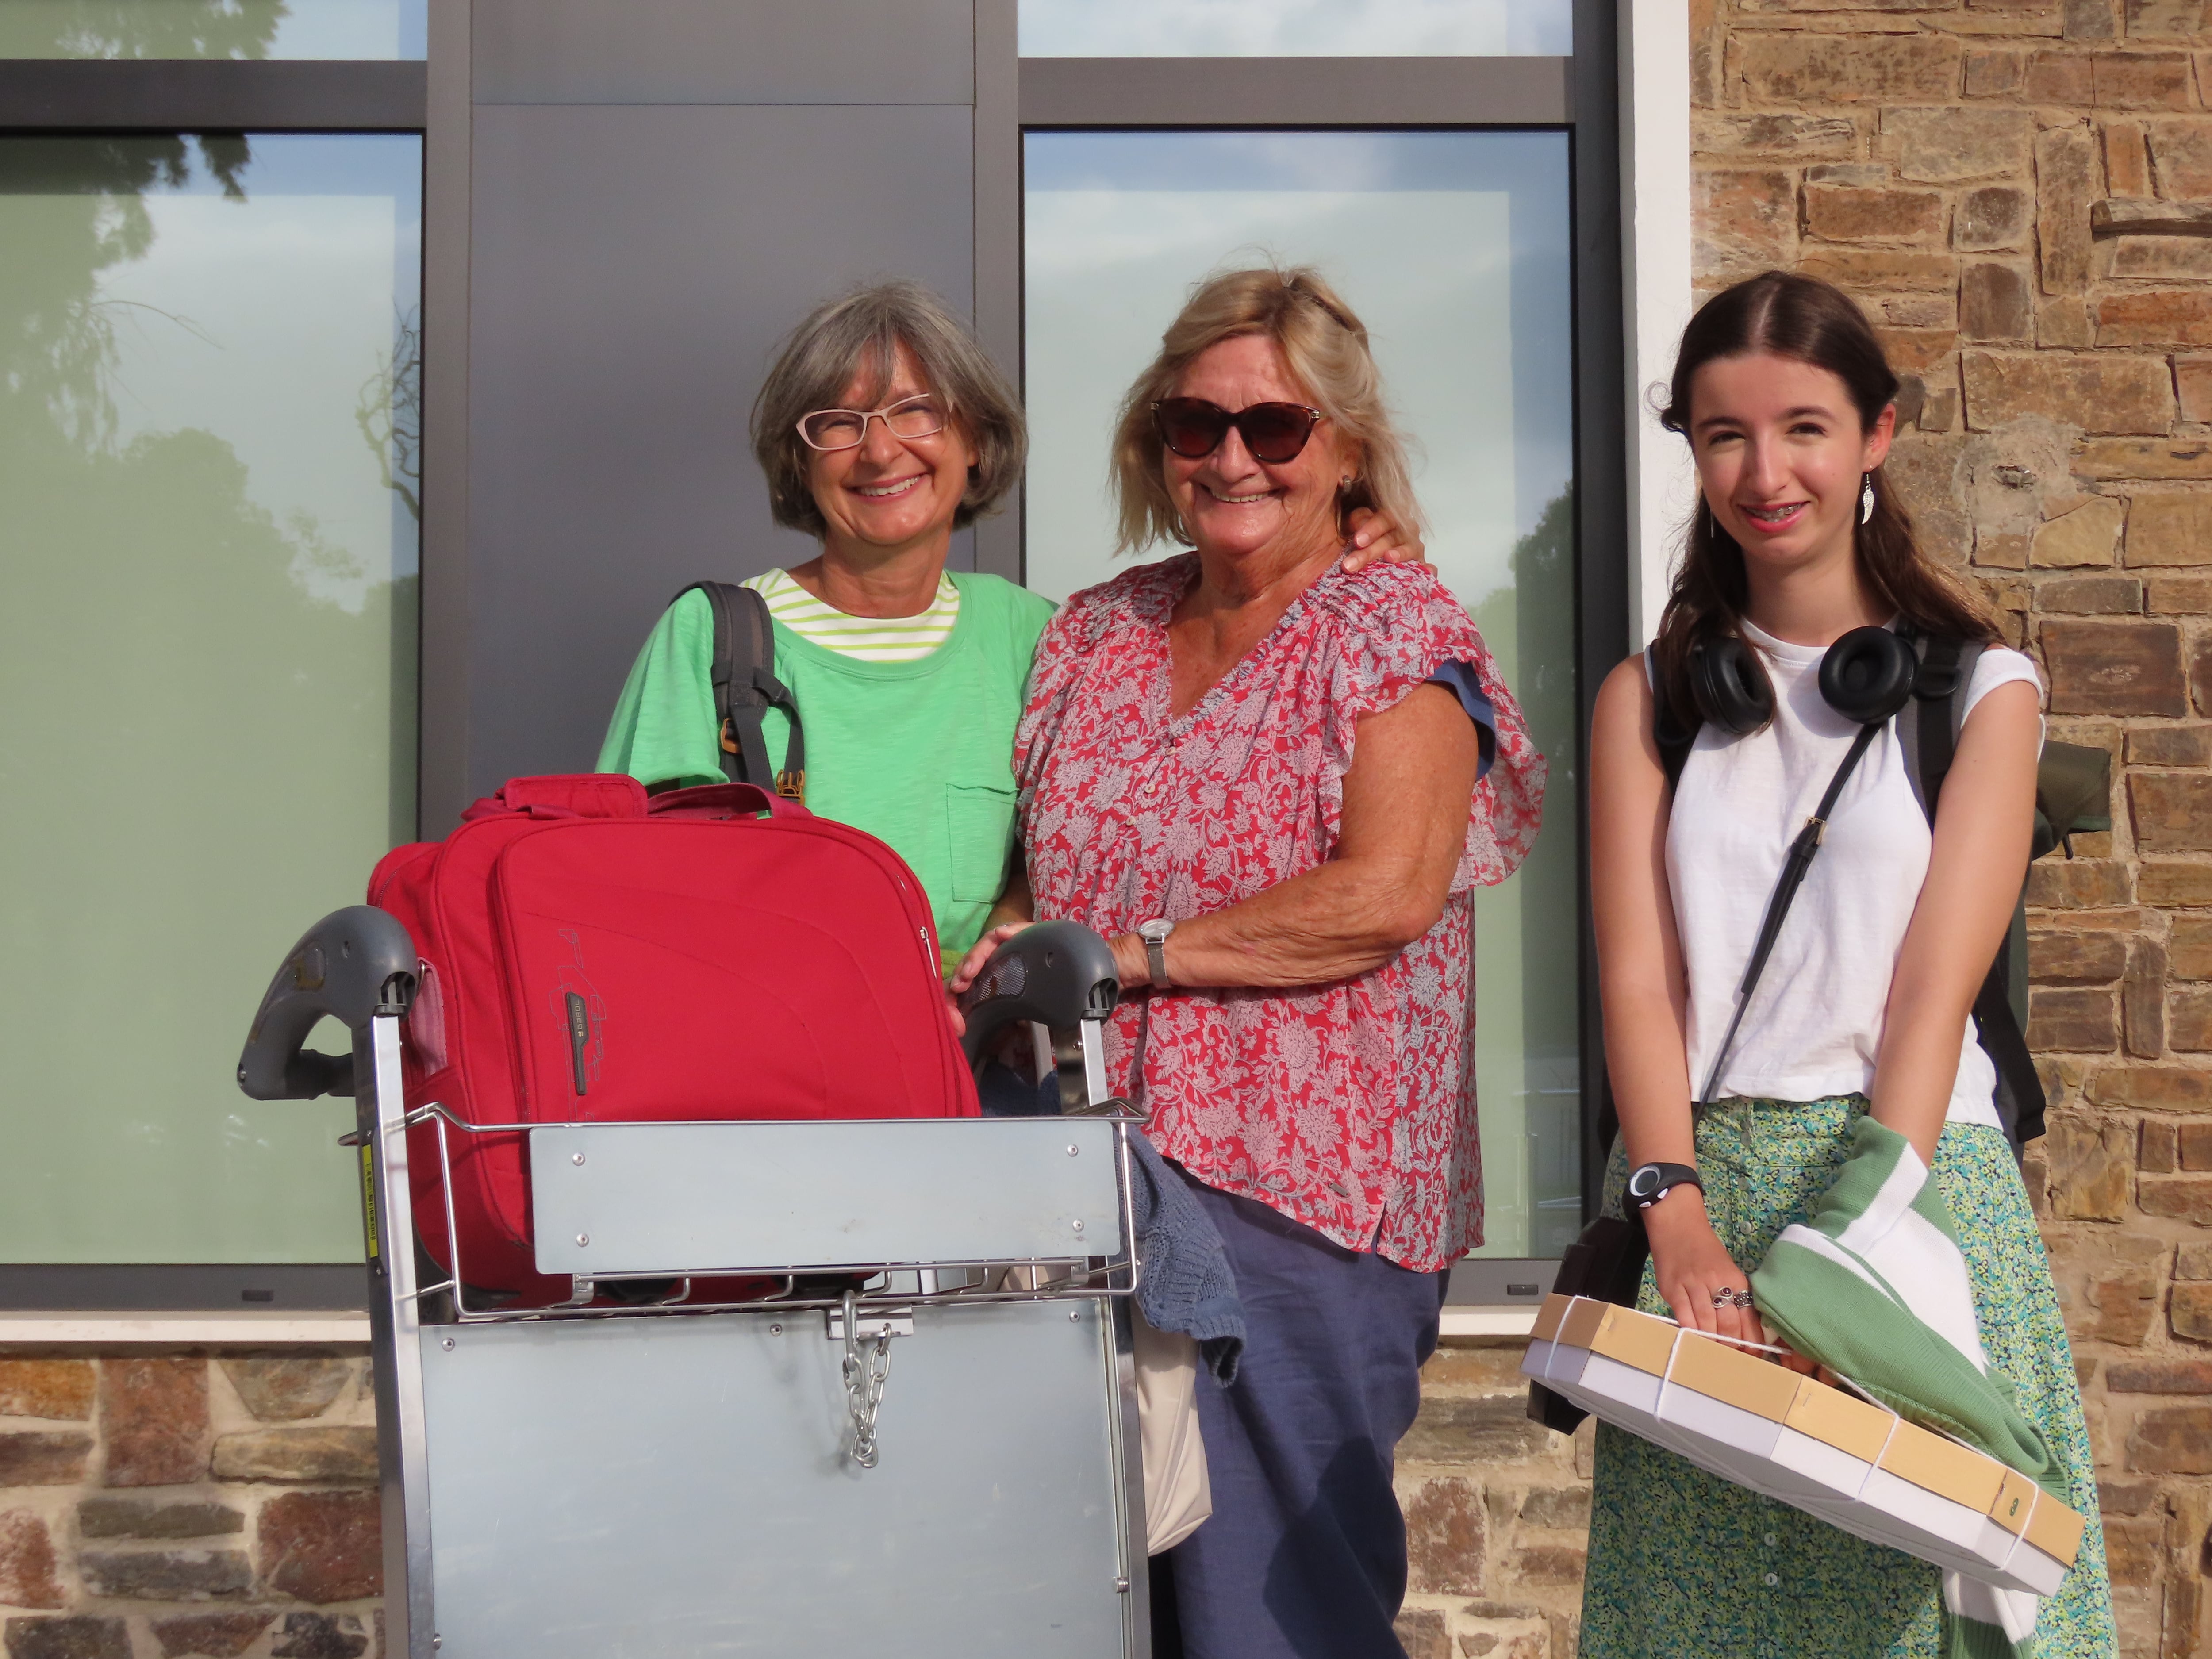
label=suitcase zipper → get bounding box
[565,991,591,1096]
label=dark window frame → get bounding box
[989,0,1628,1300]
[0,59,424,129]
[0,50,426,1313]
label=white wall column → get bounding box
[1618,0,1694,650]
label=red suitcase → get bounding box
[369,774,977,1301]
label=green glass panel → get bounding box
[0,134,420,1262]
[1018,0,1568,56]
[0,0,425,59]
[1022,131,1580,1259]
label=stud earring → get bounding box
[1859,473,1875,526]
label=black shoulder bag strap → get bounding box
[1693,719,1885,1110]
[672,581,807,800]
[1902,635,2046,1151]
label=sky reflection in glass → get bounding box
[1019,0,1568,56]
[0,0,427,59]
[1023,130,1581,1258]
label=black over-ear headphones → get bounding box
[1689,625,1920,734]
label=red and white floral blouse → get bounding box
[1015,554,1545,1272]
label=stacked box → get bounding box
[1523,1294,2082,1596]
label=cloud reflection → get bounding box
[1018,0,1569,57]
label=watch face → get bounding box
[1627,1167,1659,1199]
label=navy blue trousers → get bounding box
[1159,1173,1449,1659]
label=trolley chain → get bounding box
[841,1290,894,1469]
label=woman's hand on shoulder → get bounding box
[1340,507,1425,573]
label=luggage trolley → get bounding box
[239,908,1151,1659]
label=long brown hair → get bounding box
[1651,271,1996,729]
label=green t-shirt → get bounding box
[596,572,1058,970]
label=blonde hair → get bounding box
[1108,264,1423,555]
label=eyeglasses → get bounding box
[797,393,948,452]
[1151,398,1325,465]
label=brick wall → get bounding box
[0,1354,384,1659]
[1396,1344,1594,1657]
[1395,6,2212,1658]
[1695,4,2212,1654]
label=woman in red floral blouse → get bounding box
[978,267,1545,1659]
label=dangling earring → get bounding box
[1859,473,1875,526]
[1700,495,1714,539]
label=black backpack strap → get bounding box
[671,582,807,799]
[1976,964,2045,1148]
[1647,653,1698,791]
[1908,634,1967,818]
[1905,634,2045,1149]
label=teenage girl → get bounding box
[1578,271,2116,1657]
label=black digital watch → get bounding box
[1625,1161,1704,1212]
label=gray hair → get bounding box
[750,280,1026,539]
[1110,263,1424,554]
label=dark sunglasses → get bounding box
[1151,398,1325,465]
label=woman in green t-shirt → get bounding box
[599,280,1421,997]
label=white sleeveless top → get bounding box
[1662,621,2043,1129]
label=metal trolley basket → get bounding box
[240,907,1151,1659]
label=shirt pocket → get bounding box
[945,782,1018,904]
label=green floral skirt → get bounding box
[1578,1096,2116,1659]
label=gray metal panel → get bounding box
[419,1305,1131,1657]
[1018,55,1571,128]
[1447,1258,1558,1307]
[464,103,974,793]
[971,0,1023,583]
[530,1118,1122,1276]
[0,1264,366,1312]
[472,0,973,105]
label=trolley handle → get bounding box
[956,920,1119,1066]
[237,905,418,1101]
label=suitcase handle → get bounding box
[647,782,806,820]
[237,906,418,1100]
[957,921,1120,1065]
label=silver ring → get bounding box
[1712,1286,1755,1309]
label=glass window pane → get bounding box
[1018,0,1568,57]
[1023,130,1579,1259]
[0,134,421,1262]
[0,0,426,59]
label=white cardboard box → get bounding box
[1524,1295,2081,1597]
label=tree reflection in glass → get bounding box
[0,134,422,1264]
[0,0,425,59]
